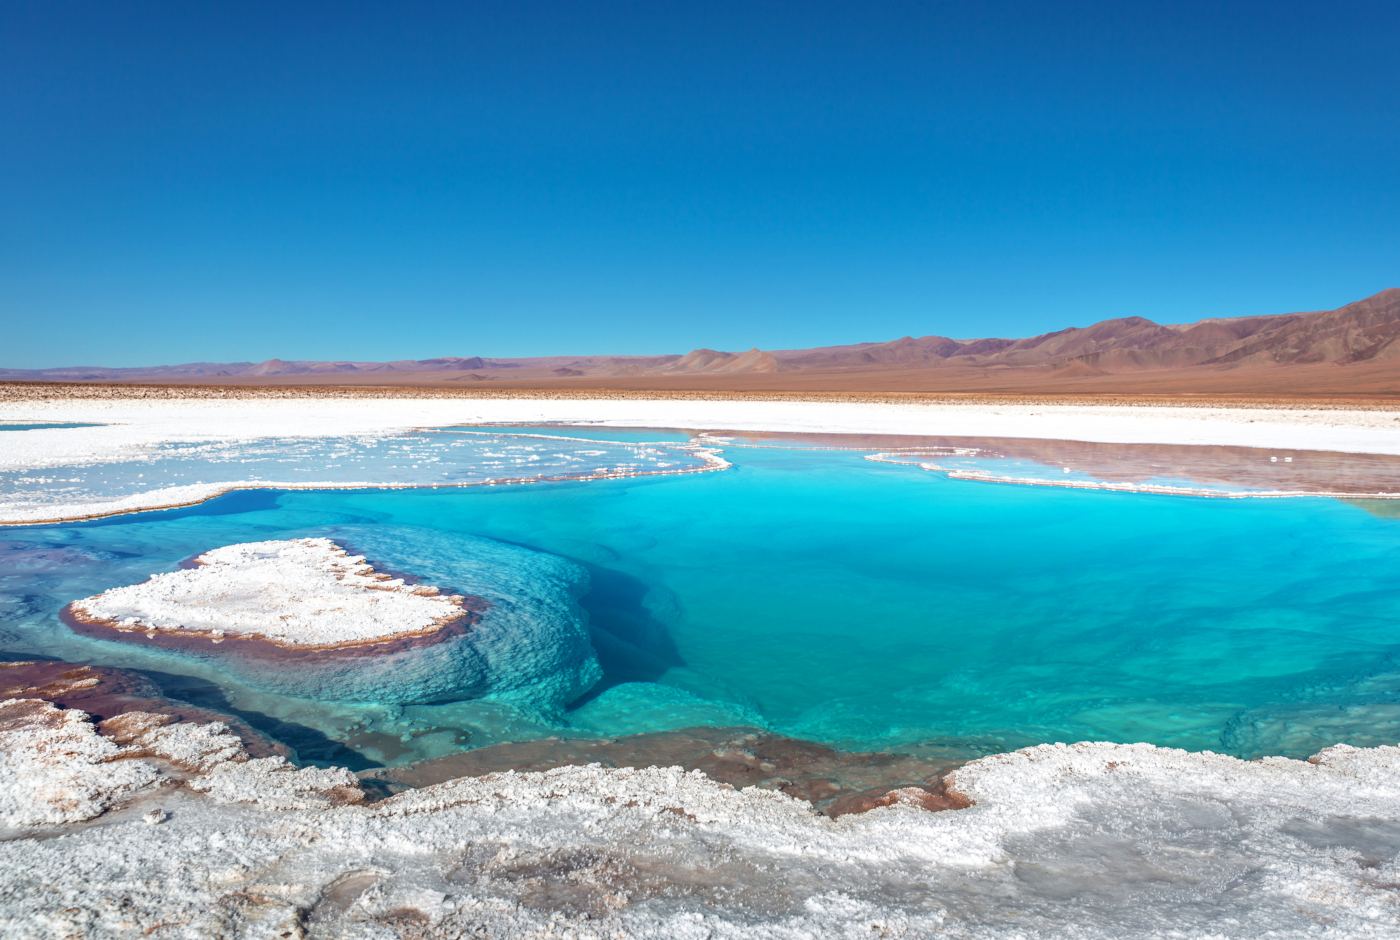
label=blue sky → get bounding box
[3,1,1397,366]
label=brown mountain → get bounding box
[666,348,779,374]
[4,288,1398,398]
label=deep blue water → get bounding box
[4,428,1400,768]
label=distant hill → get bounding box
[5,289,1398,397]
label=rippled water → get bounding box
[3,426,1400,769]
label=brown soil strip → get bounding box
[4,380,1400,409]
[363,726,971,818]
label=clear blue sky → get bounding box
[3,1,1397,366]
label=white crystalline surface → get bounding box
[5,396,1400,472]
[68,538,467,648]
[3,697,1400,938]
[0,423,726,525]
[0,699,160,829]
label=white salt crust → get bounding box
[3,698,1400,937]
[0,699,356,832]
[68,538,466,648]
[2,397,1399,523]
[0,699,159,829]
[5,398,1400,473]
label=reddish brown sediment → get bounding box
[0,659,289,760]
[1350,499,1400,520]
[363,726,969,817]
[827,784,970,816]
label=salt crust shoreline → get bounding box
[4,397,1400,477]
[3,696,1400,936]
[0,441,731,526]
[65,538,472,650]
[3,394,1400,524]
[861,449,1400,499]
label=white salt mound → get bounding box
[68,537,466,648]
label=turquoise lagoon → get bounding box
[4,426,1400,769]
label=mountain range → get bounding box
[5,288,1398,397]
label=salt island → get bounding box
[64,537,477,653]
[56,527,604,710]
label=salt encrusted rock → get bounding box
[0,696,365,836]
[189,757,363,810]
[66,538,471,650]
[0,699,161,829]
[0,659,292,759]
[100,712,249,772]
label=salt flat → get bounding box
[4,392,1400,477]
[5,390,1399,525]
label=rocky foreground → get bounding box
[2,663,1399,937]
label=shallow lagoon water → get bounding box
[4,426,1400,769]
